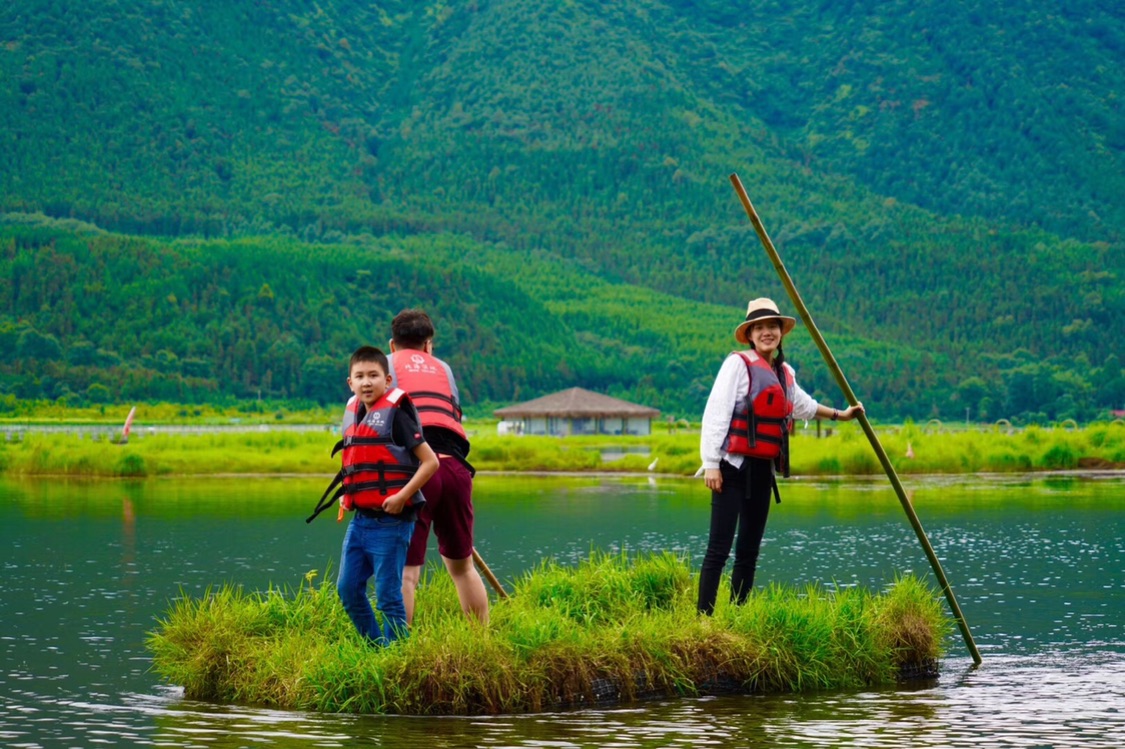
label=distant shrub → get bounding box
[991,451,1033,471]
[1039,443,1078,470]
[840,450,879,475]
[115,453,148,477]
[816,456,842,474]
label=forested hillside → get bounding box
[4,218,1121,423]
[1,0,1122,421]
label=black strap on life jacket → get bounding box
[330,434,394,458]
[410,389,463,420]
[777,427,791,480]
[306,457,420,523]
[728,417,786,441]
[737,460,783,505]
[306,471,345,523]
[775,359,791,483]
[765,423,790,503]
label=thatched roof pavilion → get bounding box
[494,387,660,436]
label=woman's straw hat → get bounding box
[733,297,797,344]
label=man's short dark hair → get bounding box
[391,309,435,350]
[349,345,389,374]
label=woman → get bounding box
[697,298,863,615]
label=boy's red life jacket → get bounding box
[306,388,425,523]
[388,350,467,440]
[723,351,795,469]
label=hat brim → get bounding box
[734,315,797,344]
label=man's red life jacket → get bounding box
[723,351,795,465]
[388,350,467,441]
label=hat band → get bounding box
[745,308,784,323]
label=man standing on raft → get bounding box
[388,309,490,625]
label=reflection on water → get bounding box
[12,654,1123,749]
[1,474,1123,747]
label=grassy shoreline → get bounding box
[147,552,947,715]
[2,419,1122,478]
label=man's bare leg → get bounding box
[402,564,422,625]
[442,554,489,625]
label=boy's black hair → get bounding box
[391,309,435,350]
[349,345,389,374]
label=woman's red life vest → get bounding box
[309,388,425,520]
[723,351,795,463]
[388,350,467,440]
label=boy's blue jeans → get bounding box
[337,513,415,646]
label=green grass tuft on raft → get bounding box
[146,552,950,715]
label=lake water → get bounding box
[1,472,1123,748]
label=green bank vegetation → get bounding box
[147,552,947,714]
[2,420,1122,478]
[0,399,331,427]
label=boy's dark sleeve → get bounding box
[392,402,427,451]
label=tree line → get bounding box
[1,220,1121,424]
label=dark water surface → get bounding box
[1,473,1122,748]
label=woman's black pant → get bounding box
[697,458,775,615]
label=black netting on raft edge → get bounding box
[540,661,939,710]
[897,659,940,681]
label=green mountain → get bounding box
[1,0,1122,422]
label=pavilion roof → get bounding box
[493,387,660,419]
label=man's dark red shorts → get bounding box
[406,456,474,566]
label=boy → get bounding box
[334,345,438,646]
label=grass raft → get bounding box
[148,552,948,715]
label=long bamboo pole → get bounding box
[472,547,509,599]
[729,173,982,665]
